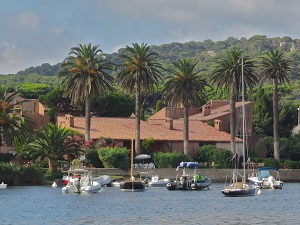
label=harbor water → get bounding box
[1,183,299,225]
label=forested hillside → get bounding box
[1,35,300,105]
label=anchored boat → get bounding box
[166,162,211,191]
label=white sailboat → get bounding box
[222,57,256,197]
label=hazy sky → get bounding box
[0,0,299,74]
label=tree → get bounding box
[0,86,31,147]
[259,50,291,162]
[162,58,208,156]
[117,43,164,154]
[91,92,134,117]
[210,50,257,155]
[28,123,83,172]
[59,43,115,141]
[17,82,53,99]
[249,87,273,135]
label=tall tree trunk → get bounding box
[273,78,280,162]
[183,105,189,156]
[230,82,236,155]
[135,82,141,155]
[85,94,91,142]
[48,159,57,173]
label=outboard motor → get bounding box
[74,178,81,193]
[268,176,275,189]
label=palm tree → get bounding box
[117,43,164,155]
[210,50,257,155]
[28,123,83,172]
[0,86,31,147]
[259,49,291,163]
[59,43,115,141]
[162,58,208,156]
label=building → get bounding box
[57,113,243,158]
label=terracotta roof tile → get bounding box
[57,116,240,143]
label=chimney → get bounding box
[214,119,223,131]
[165,118,173,130]
[65,114,74,127]
[202,105,211,116]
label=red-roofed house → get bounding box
[57,113,243,158]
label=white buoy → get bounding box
[52,182,58,188]
[257,188,262,195]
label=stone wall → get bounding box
[86,168,300,182]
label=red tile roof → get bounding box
[189,101,252,121]
[57,116,240,143]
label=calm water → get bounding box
[1,183,299,225]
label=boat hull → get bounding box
[120,181,146,192]
[222,187,256,197]
[166,178,211,191]
[0,183,7,189]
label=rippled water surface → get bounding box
[1,183,299,225]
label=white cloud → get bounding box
[16,12,40,29]
[0,42,25,74]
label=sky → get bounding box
[0,0,300,74]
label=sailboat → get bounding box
[120,130,146,192]
[221,57,256,197]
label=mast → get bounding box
[131,131,134,191]
[242,57,246,181]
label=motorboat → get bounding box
[248,167,283,189]
[92,175,111,186]
[62,169,102,193]
[62,169,111,186]
[0,182,7,189]
[147,175,170,187]
[166,162,212,191]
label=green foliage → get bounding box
[17,63,61,76]
[155,100,163,112]
[255,136,291,160]
[0,87,31,146]
[98,147,130,170]
[140,108,145,121]
[38,86,76,116]
[85,149,103,168]
[142,138,155,155]
[249,87,273,135]
[44,170,64,180]
[28,123,83,172]
[153,152,191,168]
[0,153,15,162]
[283,160,300,169]
[92,92,134,117]
[262,158,279,168]
[0,163,45,185]
[197,145,233,168]
[18,82,53,99]
[19,166,44,184]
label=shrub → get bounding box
[98,147,130,170]
[283,160,300,169]
[197,145,233,168]
[153,152,191,168]
[263,158,279,168]
[142,138,155,156]
[20,166,44,185]
[44,170,64,180]
[0,153,15,162]
[85,149,103,168]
